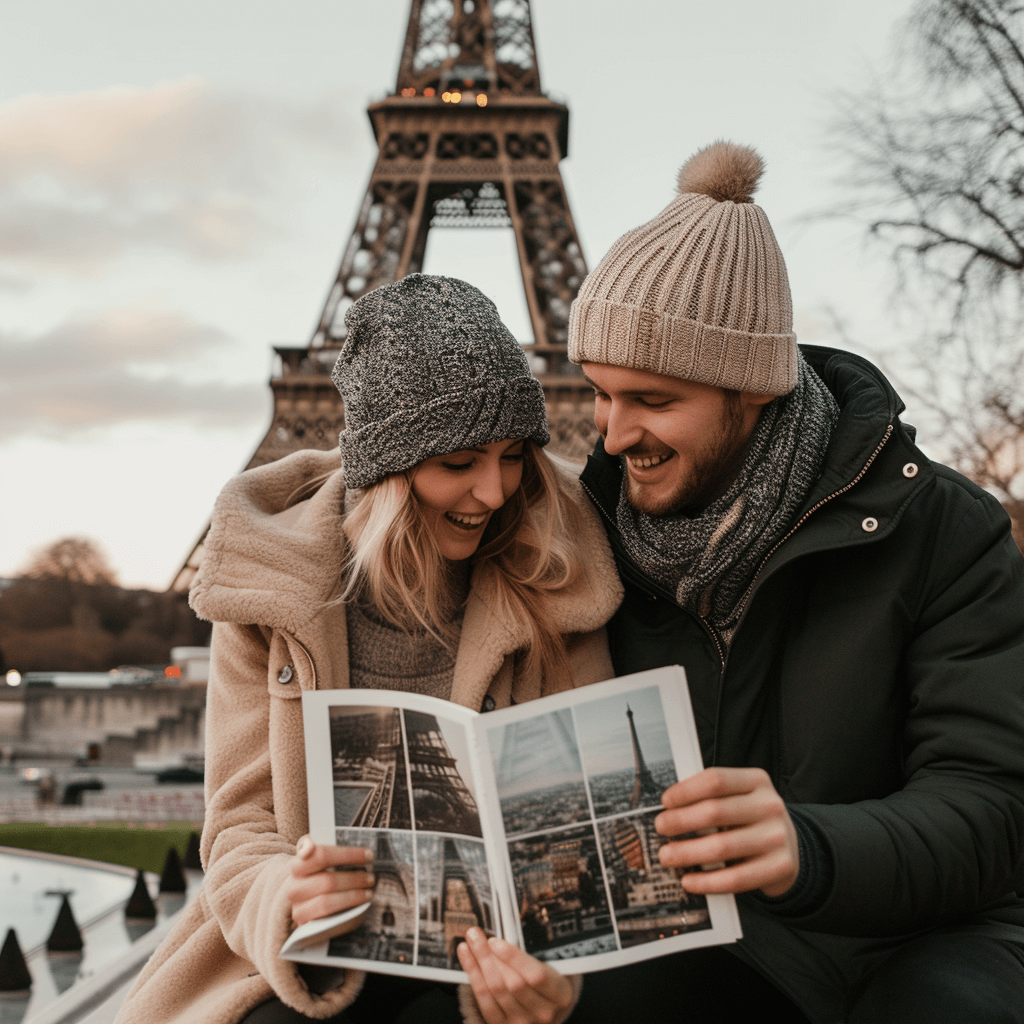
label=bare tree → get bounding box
[20,536,119,586]
[829,0,1024,547]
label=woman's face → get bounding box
[410,438,525,560]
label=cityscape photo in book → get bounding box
[284,669,742,981]
[488,685,708,963]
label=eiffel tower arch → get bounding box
[172,0,596,593]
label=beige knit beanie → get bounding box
[568,141,797,395]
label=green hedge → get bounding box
[0,823,198,874]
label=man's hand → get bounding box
[654,767,799,898]
[457,927,575,1024]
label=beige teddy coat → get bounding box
[115,448,622,1024]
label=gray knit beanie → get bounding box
[332,274,549,489]
[569,141,798,396]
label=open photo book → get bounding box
[279,666,742,982]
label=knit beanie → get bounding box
[568,141,797,396]
[332,274,550,489]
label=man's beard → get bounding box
[625,394,748,517]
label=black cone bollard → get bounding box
[47,894,84,952]
[183,831,202,871]
[159,846,187,894]
[0,928,32,992]
[125,869,157,919]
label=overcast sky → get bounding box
[0,0,914,589]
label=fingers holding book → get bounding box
[654,767,800,898]
[286,837,376,927]
[457,928,574,1024]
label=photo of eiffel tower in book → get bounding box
[328,828,417,965]
[329,706,481,838]
[416,835,494,969]
[574,686,679,818]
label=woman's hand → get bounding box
[285,835,375,933]
[457,927,575,1024]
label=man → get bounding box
[568,141,1024,1023]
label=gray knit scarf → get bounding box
[616,355,839,638]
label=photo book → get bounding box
[279,666,742,982]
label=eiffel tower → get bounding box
[172,0,595,593]
[404,710,483,836]
[627,704,660,809]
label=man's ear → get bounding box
[738,390,777,439]
[739,390,777,411]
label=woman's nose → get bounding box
[471,463,507,509]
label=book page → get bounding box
[483,667,742,974]
[284,689,501,983]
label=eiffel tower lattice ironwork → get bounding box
[172,0,597,594]
[404,710,483,836]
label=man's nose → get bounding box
[601,401,643,457]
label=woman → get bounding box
[115,276,622,1024]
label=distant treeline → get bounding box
[0,577,211,673]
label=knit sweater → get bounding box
[346,564,470,700]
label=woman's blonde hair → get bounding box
[289,441,584,685]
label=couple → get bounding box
[118,143,1024,1024]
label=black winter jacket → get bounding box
[579,346,1024,1022]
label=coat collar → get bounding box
[191,449,621,691]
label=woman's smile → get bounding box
[444,510,490,530]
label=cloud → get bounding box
[0,309,267,440]
[0,79,356,272]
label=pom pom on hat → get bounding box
[677,141,764,204]
[569,139,798,396]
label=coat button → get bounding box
[903,462,919,478]
[481,694,496,712]
[277,665,294,684]
[861,517,879,533]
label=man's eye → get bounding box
[637,397,670,408]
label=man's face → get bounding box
[582,363,773,516]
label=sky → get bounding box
[0,0,916,589]
[573,685,673,776]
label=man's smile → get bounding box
[627,453,674,471]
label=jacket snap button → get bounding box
[277,665,294,684]
[861,517,879,533]
[481,695,496,712]
[903,462,919,478]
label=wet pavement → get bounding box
[0,849,201,1024]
